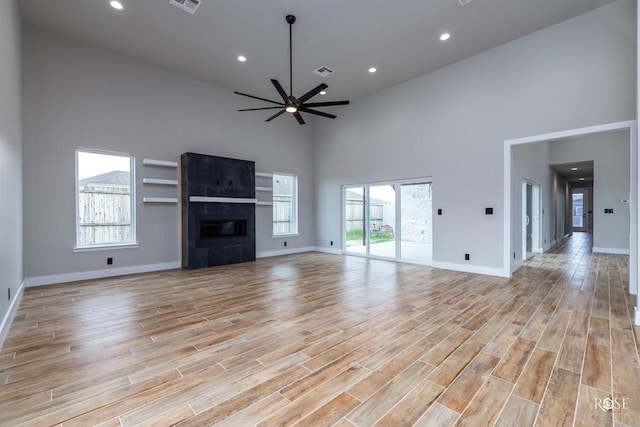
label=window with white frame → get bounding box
[273,173,298,236]
[76,149,136,248]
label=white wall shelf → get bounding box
[143,197,179,204]
[143,178,178,186]
[256,186,273,192]
[256,201,273,206]
[143,159,178,168]
[255,172,273,178]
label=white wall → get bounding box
[549,131,631,252]
[0,0,23,344]
[511,142,553,266]
[22,26,315,281]
[314,0,636,273]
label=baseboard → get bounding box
[313,246,342,255]
[511,259,524,273]
[256,246,316,259]
[636,306,640,326]
[24,262,181,287]
[430,261,509,278]
[592,247,630,255]
[0,280,25,350]
[542,241,556,252]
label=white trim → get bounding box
[189,196,257,204]
[543,241,556,252]
[431,261,510,278]
[314,246,342,255]
[142,178,178,186]
[142,159,178,168]
[73,242,140,252]
[512,259,524,271]
[592,247,630,255]
[255,172,273,178]
[0,281,25,350]
[272,233,300,238]
[255,187,273,192]
[256,201,273,206]
[256,246,315,258]
[25,262,180,287]
[142,197,179,204]
[635,306,639,326]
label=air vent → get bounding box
[314,66,335,78]
[169,0,201,15]
[458,0,473,5]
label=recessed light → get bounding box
[440,33,451,41]
[237,55,247,62]
[571,167,578,171]
[319,90,327,96]
[110,1,123,10]
[368,67,377,73]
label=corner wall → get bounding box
[22,26,315,283]
[0,0,23,346]
[314,0,636,273]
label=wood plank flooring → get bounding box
[1,232,639,426]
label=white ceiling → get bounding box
[550,161,595,183]
[19,0,615,104]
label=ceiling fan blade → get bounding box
[297,83,328,104]
[234,91,283,106]
[271,79,289,102]
[293,111,306,125]
[265,109,286,122]
[299,108,337,119]
[238,107,285,111]
[301,100,350,108]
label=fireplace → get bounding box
[181,153,256,269]
[197,216,249,247]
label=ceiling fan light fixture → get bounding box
[234,14,349,125]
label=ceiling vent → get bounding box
[169,0,202,15]
[458,0,473,5]
[313,66,335,78]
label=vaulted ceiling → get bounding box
[20,0,616,103]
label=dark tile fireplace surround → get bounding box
[181,152,256,269]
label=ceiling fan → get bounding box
[234,15,349,125]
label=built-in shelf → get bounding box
[255,186,273,192]
[255,172,273,178]
[143,197,179,204]
[256,201,273,206]
[143,159,178,168]
[190,196,257,204]
[143,178,179,186]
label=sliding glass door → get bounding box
[344,179,432,263]
[400,182,432,262]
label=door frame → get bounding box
[503,120,638,314]
[522,179,541,260]
[571,188,588,232]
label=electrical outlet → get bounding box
[330,241,333,246]
[513,252,516,259]
[485,207,493,215]
[465,253,470,261]
[107,257,113,265]
[437,209,442,215]
[284,241,287,247]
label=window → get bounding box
[273,173,298,236]
[75,149,136,249]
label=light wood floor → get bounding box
[1,233,639,426]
